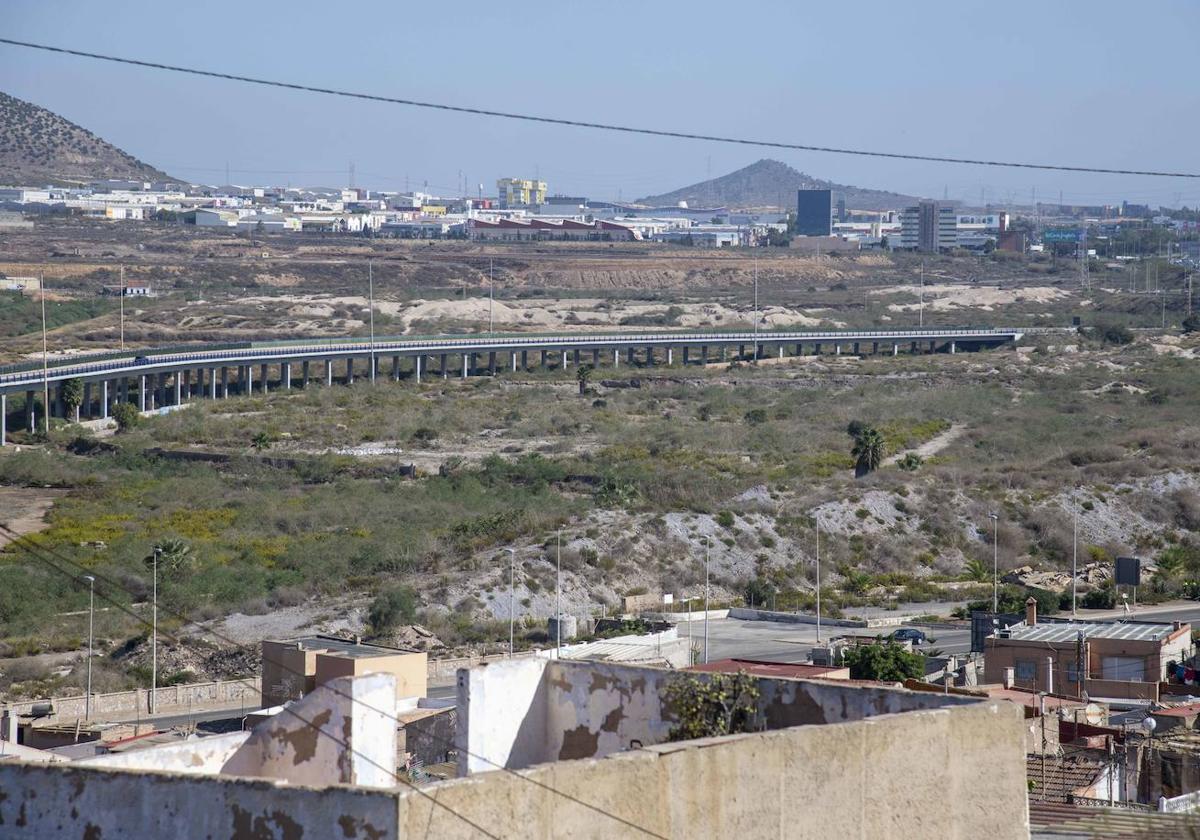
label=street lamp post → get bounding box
[1072,487,1079,617]
[989,513,999,614]
[815,525,822,643]
[752,257,759,362]
[556,529,562,656]
[151,546,160,714]
[503,548,516,657]
[367,261,376,382]
[703,543,710,665]
[83,574,95,720]
[489,258,495,335]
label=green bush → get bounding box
[841,641,925,681]
[367,586,420,635]
[112,402,140,432]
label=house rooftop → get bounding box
[686,658,848,680]
[1030,800,1200,839]
[268,635,416,658]
[1003,621,1184,644]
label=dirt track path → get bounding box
[888,424,966,465]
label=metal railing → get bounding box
[0,327,1024,389]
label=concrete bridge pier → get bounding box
[440,354,448,378]
[592,349,600,366]
[892,344,899,356]
[25,390,34,431]
[682,347,689,365]
[949,341,956,354]
[540,349,548,369]
[872,342,879,354]
[520,351,528,371]
[852,342,860,355]
[645,346,654,366]
[284,364,292,389]
[778,345,784,359]
[613,349,619,367]
[835,345,841,356]
[702,346,709,364]
[738,344,746,359]
[218,367,227,397]
[301,361,310,388]
[667,348,673,365]
[814,343,821,355]
[245,366,254,396]
[511,352,518,372]
[910,342,918,354]
[323,361,332,387]
[139,376,147,411]
[414,356,422,384]
[0,393,6,444]
[174,375,182,407]
[488,351,497,375]
[928,341,936,354]
[573,349,581,367]
[81,383,92,419]
[462,354,469,378]
[260,364,269,394]
[100,381,109,419]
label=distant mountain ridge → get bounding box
[0,91,173,186]
[636,159,917,211]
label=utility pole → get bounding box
[40,273,49,435]
[989,513,999,613]
[504,548,516,657]
[84,575,95,720]
[752,257,759,362]
[119,265,125,350]
[367,261,376,381]
[489,258,494,335]
[919,259,925,328]
[151,546,160,715]
[556,529,562,656]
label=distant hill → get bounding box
[0,91,173,186]
[636,159,917,211]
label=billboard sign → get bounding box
[1114,556,1141,586]
[1043,228,1083,243]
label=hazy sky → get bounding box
[4,1,1198,206]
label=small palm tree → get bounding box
[851,427,886,478]
[147,538,193,574]
[962,558,990,583]
[576,364,593,396]
[251,431,271,451]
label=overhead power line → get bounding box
[2,36,1198,180]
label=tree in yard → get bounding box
[841,640,925,681]
[665,671,762,742]
[111,402,140,432]
[576,363,593,396]
[850,426,886,478]
[61,378,84,422]
[367,586,420,635]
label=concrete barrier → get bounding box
[728,607,868,628]
[5,677,261,724]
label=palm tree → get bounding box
[147,538,193,574]
[576,364,593,396]
[1154,548,1186,594]
[962,558,990,583]
[851,427,886,478]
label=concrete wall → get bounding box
[4,677,261,724]
[458,658,983,775]
[79,732,250,774]
[0,762,401,839]
[405,699,1030,840]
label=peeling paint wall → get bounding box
[403,700,1031,840]
[459,658,982,773]
[0,763,400,839]
[78,732,250,774]
[223,672,398,789]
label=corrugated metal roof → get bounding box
[1030,801,1200,839]
[1006,622,1178,644]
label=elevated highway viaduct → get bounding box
[0,327,1023,442]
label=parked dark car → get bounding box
[891,628,927,644]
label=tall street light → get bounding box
[367,260,376,382]
[151,546,160,714]
[752,257,759,363]
[556,529,562,656]
[488,258,495,335]
[83,574,95,720]
[815,525,822,643]
[989,513,999,614]
[1072,487,1079,617]
[503,548,516,657]
[703,542,710,665]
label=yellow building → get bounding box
[496,177,547,208]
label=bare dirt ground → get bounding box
[0,484,67,546]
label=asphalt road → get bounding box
[696,601,1200,664]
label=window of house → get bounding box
[1015,660,1037,682]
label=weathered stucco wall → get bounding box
[0,762,401,839]
[461,658,982,772]
[404,699,1030,840]
[78,732,250,774]
[4,677,261,725]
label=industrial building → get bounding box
[496,177,547,208]
[900,200,957,252]
[795,188,833,236]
